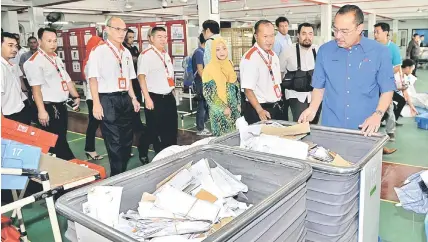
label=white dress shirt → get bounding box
[1,57,26,115]
[137,45,175,95]
[10,48,28,65]
[87,39,136,93]
[84,63,92,100]
[24,48,71,102]
[279,44,318,103]
[240,43,282,104]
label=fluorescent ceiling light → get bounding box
[125,2,133,9]
[44,21,69,24]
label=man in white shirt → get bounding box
[88,17,141,176]
[24,27,80,160]
[138,27,177,154]
[273,17,292,57]
[202,20,221,65]
[1,32,31,125]
[279,22,320,123]
[240,20,286,125]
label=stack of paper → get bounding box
[103,158,253,241]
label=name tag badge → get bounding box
[167,77,175,87]
[118,77,127,90]
[273,84,281,98]
[61,81,68,91]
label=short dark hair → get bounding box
[199,33,206,45]
[151,26,166,36]
[27,36,37,42]
[402,59,415,68]
[374,22,390,32]
[13,33,20,40]
[126,28,134,35]
[413,33,419,37]
[421,35,425,37]
[202,20,220,35]
[1,32,18,43]
[336,5,364,25]
[298,23,313,34]
[37,27,57,39]
[275,17,289,27]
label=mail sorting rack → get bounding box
[56,145,312,242]
[210,121,388,242]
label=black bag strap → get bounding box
[312,48,317,61]
[296,43,301,71]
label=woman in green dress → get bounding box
[202,38,241,136]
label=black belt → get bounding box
[149,92,173,98]
[259,101,282,109]
[43,101,65,105]
[99,91,128,97]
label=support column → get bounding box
[367,13,376,39]
[197,0,220,30]
[28,7,45,35]
[392,19,399,44]
[320,3,332,43]
[1,11,20,33]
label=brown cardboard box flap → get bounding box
[195,189,218,203]
[141,192,157,202]
[331,154,352,167]
[261,122,310,137]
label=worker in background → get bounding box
[138,27,177,154]
[19,36,38,74]
[374,22,418,154]
[82,35,104,161]
[123,28,149,163]
[1,32,31,125]
[240,20,285,125]
[193,33,211,136]
[273,17,292,57]
[88,17,141,176]
[299,5,395,137]
[24,27,79,160]
[406,33,421,77]
[202,20,221,65]
[420,35,425,47]
[279,22,320,123]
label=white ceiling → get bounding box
[1,0,428,24]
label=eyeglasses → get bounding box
[332,24,360,36]
[107,25,128,33]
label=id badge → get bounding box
[273,84,281,98]
[118,77,127,90]
[61,81,69,91]
[167,77,175,87]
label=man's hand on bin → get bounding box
[298,108,316,123]
[359,112,382,137]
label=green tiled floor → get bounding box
[5,70,428,242]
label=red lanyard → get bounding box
[39,49,65,80]
[151,48,170,77]
[106,42,124,77]
[256,49,275,84]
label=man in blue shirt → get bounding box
[193,33,211,136]
[299,5,396,136]
[273,17,292,57]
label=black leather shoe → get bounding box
[139,156,149,165]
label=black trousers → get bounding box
[411,58,419,76]
[132,78,142,103]
[100,92,133,176]
[85,100,101,152]
[144,92,177,153]
[132,108,150,158]
[4,101,31,125]
[244,100,286,125]
[38,102,75,160]
[393,92,406,121]
[289,98,321,124]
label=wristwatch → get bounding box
[374,110,384,117]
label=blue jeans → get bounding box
[194,80,209,131]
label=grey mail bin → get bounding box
[56,145,311,242]
[210,121,388,242]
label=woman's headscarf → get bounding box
[202,38,237,103]
[82,36,103,79]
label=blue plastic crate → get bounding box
[1,139,41,190]
[416,113,428,130]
